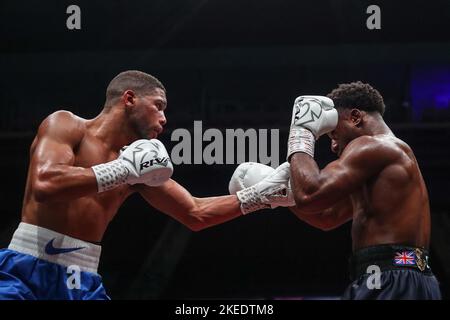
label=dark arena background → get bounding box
[1,0,450,300]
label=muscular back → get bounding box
[351,135,430,250]
[21,111,133,242]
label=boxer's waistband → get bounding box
[348,244,432,281]
[8,222,101,274]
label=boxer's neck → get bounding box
[363,113,393,137]
[90,106,140,152]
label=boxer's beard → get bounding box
[132,119,150,139]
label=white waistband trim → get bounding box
[8,222,101,274]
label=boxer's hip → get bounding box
[343,244,441,300]
[7,222,101,274]
[348,244,433,281]
[0,223,108,299]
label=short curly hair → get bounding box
[327,81,385,115]
[105,70,165,104]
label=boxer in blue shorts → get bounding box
[0,70,293,300]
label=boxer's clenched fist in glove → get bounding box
[229,162,277,195]
[92,139,173,192]
[287,96,338,160]
[229,162,295,214]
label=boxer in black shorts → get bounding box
[287,82,441,300]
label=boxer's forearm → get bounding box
[33,164,98,202]
[137,180,243,231]
[289,200,352,231]
[187,196,243,231]
[290,152,323,212]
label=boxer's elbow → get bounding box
[290,208,340,232]
[179,206,205,232]
[191,210,214,232]
[33,170,62,203]
[316,223,339,232]
[184,213,207,232]
[293,186,320,214]
[33,180,56,203]
[293,191,319,214]
[314,216,349,232]
[184,203,214,232]
[293,192,308,208]
[187,222,205,232]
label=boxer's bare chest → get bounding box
[71,131,132,211]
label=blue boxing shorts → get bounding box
[342,244,441,300]
[0,222,110,300]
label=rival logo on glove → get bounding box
[140,157,171,170]
[294,97,323,126]
[121,141,171,173]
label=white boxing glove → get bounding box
[229,162,277,195]
[232,162,295,215]
[92,139,173,192]
[287,95,338,160]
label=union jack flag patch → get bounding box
[394,251,416,266]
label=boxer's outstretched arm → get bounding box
[31,111,98,202]
[136,180,243,231]
[289,197,353,231]
[290,136,397,214]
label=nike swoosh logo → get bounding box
[45,238,85,255]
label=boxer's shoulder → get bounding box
[341,134,406,167]
[37,110,87,143]
[42,110,86,128]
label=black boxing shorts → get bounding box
[342,244,442,300]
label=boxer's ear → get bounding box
[350,109,363,127]
[123,90,136,108]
